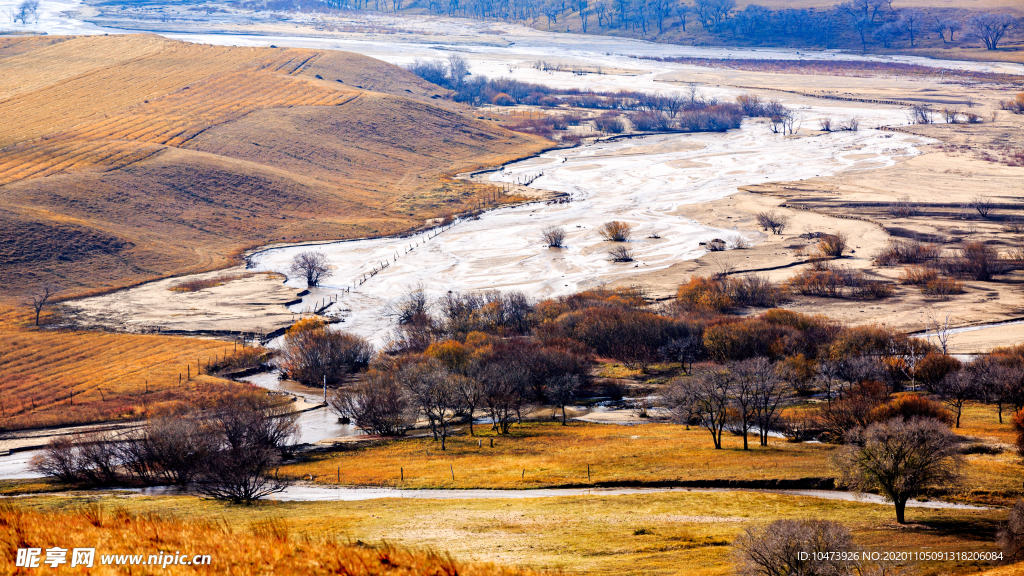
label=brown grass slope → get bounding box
[0,35,548,301]
[0,503,547,576]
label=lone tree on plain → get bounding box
[541,225,566,248]
[833,417,963,523]
[970,12,1017,50]
[598,221,632,242]
[26,283,60,326]
[289,251,332,287]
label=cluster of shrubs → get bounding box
[32,394,298,503]
[874,238,1014,297]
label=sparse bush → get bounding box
[816,232,847,259]
[598,221,632,242]
[629,110,671,131]
[922,277,964,299]
[608,245,635,262]
[1001,93,1024,114]
[898,266,938,285]
[818,116,833,132]
[942,241,1002,281]
[888,195,917,218]
[541,225,566,248]
[594,112,625,133]
[869,395,953,427]
[873,238,941,266]
[755,210,789,235]
[998,498,1024,562]
[730,235,750,249]
[706,238,727,251]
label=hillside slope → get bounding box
[0,34,548,301]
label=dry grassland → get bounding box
[0,35,548,302]
[0,307,248,431]
[292,421,830,489]
[285,402,1023,504]
[0,502,546,576]
[10,490,1005,576]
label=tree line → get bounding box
[326,0,1021,52]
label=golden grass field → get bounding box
[284,402,1024,505]
[0,502,546,576]
[7,488,1005,576]
[0,35,548,304]
[0,307,250,431]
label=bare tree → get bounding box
[734,519,852,576]
[406,361,464,450]
[289,251,332,287]
[689,367,736,449]
[25,283,60,326]
[548,374,581,425]
[909,104,933,124]
[935,371,978,428]
[12,0,38,24]
[899,8,924,47]
[833,417,963,523]
[970,13,1017,50]
[971,195,994,218]
[738,358,789,447]
[542,225,567,248]
[279,321,374,387]
[330,370,417,436]
[194,397,298,504]
[927,311,954,355]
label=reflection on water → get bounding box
[239,371,364,444]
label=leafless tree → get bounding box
[12,0,38,24]
[970,13,1017,50]
[935,371,978,428]
[406,361,464,450]
[194,397,298,504]
[909,104,933,124]
[289,251,332,287]
[688,367,736,449]
[389,285,431,325]
[478,360,531,434]
[927,311,954,355]
[660,334,704,375]
[330,370,417,436]
[970,195,994,218]
[818,116,833,132]
[888,195,917,218]
[730,361,758,450]
[738,358,789,447]
[899,8,924,47]
[548,374,581,425]
[734,519,852,576]
[542,225,567,248]
[608,245,635,262]
[833,417,963,523]
[25,283,60,326]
